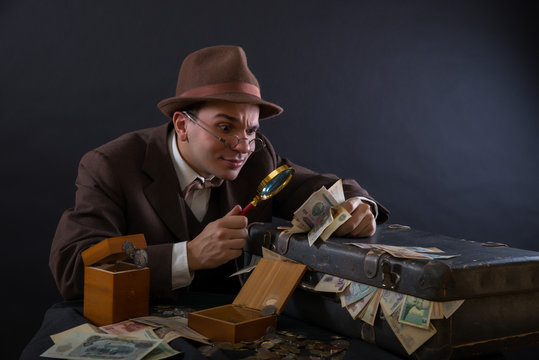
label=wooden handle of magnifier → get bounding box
[239,202,255,216]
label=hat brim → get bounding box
[157,93,283,120]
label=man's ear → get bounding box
[172,112,189,141]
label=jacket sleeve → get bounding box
[49,149,128,299]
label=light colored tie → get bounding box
[183,177,223,199]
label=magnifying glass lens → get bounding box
[239,165,294,216]
[261,169,294,197]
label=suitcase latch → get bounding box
[381,260,401,290]
[363,248,384,278]
[275,230,293,255]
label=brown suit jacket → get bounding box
[50,122,388,301]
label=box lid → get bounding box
[233,258,307,315]
[81,234,147,266]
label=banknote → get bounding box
[345,291,375,319]
[327,179,346,204]
[100,319,154,335]
[382,304,437,355]
[125,328,180,360]
[360,289,383,325]
[380,289,405,316]
[430,301,444,319]
[442,299,465,318]
[131,316,210,345]
[41,332,161,360]
[229,264,257,277]
[313,274,351,293]
[398,295,432,329]
[308,209,335,246]
[320,205,351,241]
[293,186,338,230]
[339,281,376,307]
[50,323,102,344]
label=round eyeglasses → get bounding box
[182,111,265,153]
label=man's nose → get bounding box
[233,138,251,153]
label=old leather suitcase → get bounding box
[246,223,539,359]
[188,257,306,343]
[81,234,150,326]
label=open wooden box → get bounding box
[81,234,150,326]
[188,258,307,343]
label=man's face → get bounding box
[174,101,260,181]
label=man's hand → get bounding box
[333,197,376,238]
[187,205,247,271]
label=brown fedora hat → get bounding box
[157,45,283,120]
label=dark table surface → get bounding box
[21,293,538,360]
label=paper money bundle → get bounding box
[288,179,351,246]
[313,274,464,355]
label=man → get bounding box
[50,45,388,302]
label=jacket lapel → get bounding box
[142,123,191,243]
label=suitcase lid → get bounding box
[81,234,147,266]
[248,223,539,301]
[233,258,307,314]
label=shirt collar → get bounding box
[168,129,206,192]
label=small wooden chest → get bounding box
[188,258,307,343]
[81,234,150,326]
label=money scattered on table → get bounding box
[131,316,210,345]
[41,333,161,360]
[100,319,155,335]
[198,329,350,359]
[49,323,102,344]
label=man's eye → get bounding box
[246,129,257,136]
[218,124,231,133]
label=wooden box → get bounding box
[188,258,307,343]
[81,234,150,326]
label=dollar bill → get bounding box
[442,299,465,318]
[345,291,375,319]
[398,295,432,329]
[313,274,351,293]
[229,264,257,277]
[382,304,437,355]
[339,281,376,307]
[360,289,383,325]
[41,332,161,360]
[262,246,298,263]
[308,209,335,246]
[380,289,405,316]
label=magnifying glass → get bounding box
[239,164,295,216]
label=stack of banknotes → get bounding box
[313,274,464,355]
[287,179,352,245]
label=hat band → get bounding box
[179,82,261,99]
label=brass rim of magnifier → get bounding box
[252,164,295,205]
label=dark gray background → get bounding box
[2,0,538,357]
